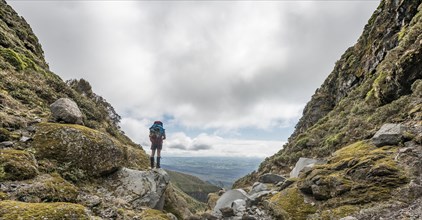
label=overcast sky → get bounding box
[7,0,379,158]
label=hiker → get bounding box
[149,121,166,168]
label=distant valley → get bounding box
[161,157,263,189]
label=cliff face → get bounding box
[236,0,421,180]
[232,0,421,218]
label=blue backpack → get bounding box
[150,121,164,138]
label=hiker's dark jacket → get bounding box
[149,132,166,146]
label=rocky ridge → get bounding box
[229,0,421,219]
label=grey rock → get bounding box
[20,136,32,142]
[200,213,218,220]
[242,214,257,220]
[372,123,407,147]
[213,189,250,216]
[311,184,331,200]
[0,141,14,148]
[28,118,42,125]
[26,126,36,132]
[78,193,102,207]
[259,173,285,184]
[290,157,325,178]
[104,168,169,210]
[220,207,235,217]
[278,178,295,191]
[247,190,270,206]
[339,217,358,220]
[50,98,83,125]
[250,182,267,194]
[232,199,246,215]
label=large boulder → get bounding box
[32,123,126,177]
[50,98,83,125]
[104,168,170,210]
[290,157,325,178]
[212,189,250,216]
[372,123,407,147]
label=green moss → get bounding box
[0,200,89,220]
[0,48,39,71]
[298,141,408,208]
[296,137,310,149]
[140,209,170,220]
[323,132,344,149]
[17,173,79,202]
[330,141,372,164]
[32,123,126,178]
[320,205,360,219]
[0,192,8,200]
[0,128,10,141]
[0,48,25,71]
[0,149,38,181]
[269,187,317,219]
[116,208,143,219]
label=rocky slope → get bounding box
[1,0,421,219]
[229,0,421,219]
[0,1,207,219]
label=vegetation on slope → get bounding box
[166,169,220,203]
[235,0,422,187]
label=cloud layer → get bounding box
[8,1,379,157]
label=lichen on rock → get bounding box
[0,149,38,181]
[13,173,79,203]
[31,123,126,178]
[298,141,408,206]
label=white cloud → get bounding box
[7,0,379,157]
[163,132,284,158]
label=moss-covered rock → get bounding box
[0,200,90,220]
[297,141,408,206]
[0,149,38,181]
[140,208,171,220]
[31,123,126,178]
[268,187,317,219]
[14,173,78,203]
[125,144,149,171]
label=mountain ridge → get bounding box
[0,0,421,219]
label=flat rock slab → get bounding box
[259,173,286,184]
[290,157,325,178]
[213,189,250,216]
[104,168,170,210]
[372,123,407,147]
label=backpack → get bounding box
[149,121,164,138]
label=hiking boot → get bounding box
[150,157,154,169]
[157,157,161,168]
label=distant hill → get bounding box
[165,169,220,203]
